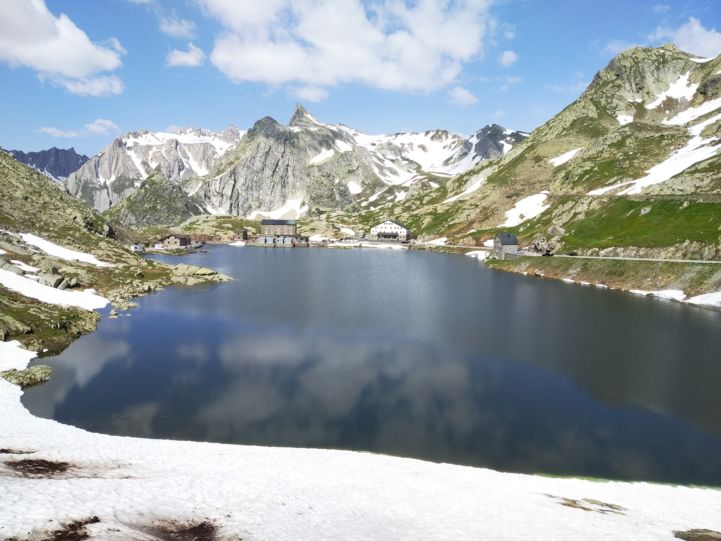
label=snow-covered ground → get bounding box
[549,148,583,167]
[465,250,489,260]
[0,269,109,310]
[630,289,687,301]
[19,233,113,268]
[1,340,720,540]
[501,192,550,227]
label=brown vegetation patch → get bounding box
[5,516,100,541]
[548,495,626,515]
[674,529,721,541]
[4,458,71,476]
[145,520,219,541]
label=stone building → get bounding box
[370,220,410,241]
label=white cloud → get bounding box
[199,0,492,96]
[38,126,82,138]
[0,0,124,96]
[498,49,518,67]
[504,30,516,40]
[84,119,119,135]
[651,17,721,58]
[652,4,670,14]
[38,118,119,138]
[160,17,196,38]
[166,43,206,67]
[57,75,124,96]
[291,86,329,102]
[448,86,477,106]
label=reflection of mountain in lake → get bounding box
[23,247,721,485]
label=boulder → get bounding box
[2,365,54,389]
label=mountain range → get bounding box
[8,147,88,181]
[61,107,527,226]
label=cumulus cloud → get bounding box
[291,86,329,102]
[448,86,477,106]
[198,0,492,96]
[0,0,124,96]
[160,16,195,38]
[84,118,119,135]
[650,17,721,58]
[166,43,206,67]
[38,118,119,138]
[498,49,518,67]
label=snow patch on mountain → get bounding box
[645,72,697,109]
[502,192,550,227]
[549,148,583,167]
[19,233,113,267]
[589,111,721,195]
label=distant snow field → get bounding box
[617,114,634,126]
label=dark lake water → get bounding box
[23,246,721,485]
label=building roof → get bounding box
[261,219,298,225]
[496,232,519,245]
[373,219,409,230]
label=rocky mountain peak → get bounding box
[289,103,319,128]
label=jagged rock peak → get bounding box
[289,103,321,128]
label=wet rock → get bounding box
[2,365,54,389]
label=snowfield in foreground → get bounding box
[19,233,114,268]
[1,340,720,540]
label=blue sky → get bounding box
[1,0,720,156]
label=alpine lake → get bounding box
[23,245,721,486]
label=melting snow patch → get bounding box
[589,111,721,195]
[10,260,38,273]
[630,289,687,301]
[646,73,698,109]
[687,291,721,307]
[465,250,489,260]
[663,97,721,126]
[229,241,246,247]
[0,248,6,255]
[347,181,362,195]
[425,238,448,246]
[19,233,113,268]
[334,139,353,153]
[309,148,335,165]
[443,174,487,203]
[0,269,109,310]
[501,192,550,227]
[483,239,495,248]
[549,148,583,167]
[617,114,634,126]
[690,56,716,63]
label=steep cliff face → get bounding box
[9,147,88,181]
[66,128,243,211]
